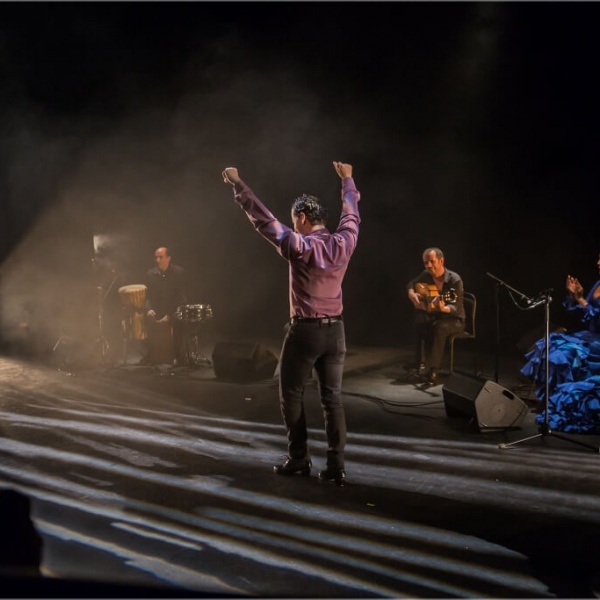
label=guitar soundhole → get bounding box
[415,283,457,311]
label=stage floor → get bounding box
[1,339,599,598]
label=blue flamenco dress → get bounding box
[520,280,600,434]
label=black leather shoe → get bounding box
[273,458,312,476]
[405,362,426,377]
[405,369,421,382]
[420,369,438,387]
[318,467,346,486]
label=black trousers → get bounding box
[414,315,464,370]
[278,319,347,469]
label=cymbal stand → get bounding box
[487,274,600,452]
[52,334,75,374]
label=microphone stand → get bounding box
[493,281,500,383]
[486,272,532,384]
[487,276,599,452]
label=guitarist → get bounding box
[406,247,465,387]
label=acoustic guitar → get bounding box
[414,282,457,313]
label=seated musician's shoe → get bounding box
[405,362,426,374]
[318,467,346,486]
[273,457,312,476]
[422,369,438,387]
[404,362,426,383]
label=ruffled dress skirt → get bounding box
[521,331,600,434]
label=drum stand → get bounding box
[488,274,600,453]
[120,308,132,366]
[182,322,211,368]
[119,308,146,366]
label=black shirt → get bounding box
[145,264,187,319]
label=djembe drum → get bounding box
[118,284,148,340]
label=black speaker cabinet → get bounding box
[442,372,528,431]
[212,342,279,382]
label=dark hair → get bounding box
[423,247,444,260]
[291,194,328,225]
[155,246,171,257]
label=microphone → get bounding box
[527,288,553,307]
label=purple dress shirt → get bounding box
[233,177,361,318]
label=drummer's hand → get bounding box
[147,310,156,320]
[158,315,169,324]
[222,167,240,185]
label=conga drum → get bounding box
[118,284,147,340]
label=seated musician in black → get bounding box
[406,247,465,386]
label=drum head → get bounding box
[118,284,147,294]
[118,285,147,308]
[178,304,213,322]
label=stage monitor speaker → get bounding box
[212,342,279,382]
[442,371,528,431]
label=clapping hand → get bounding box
[566,274,584,299]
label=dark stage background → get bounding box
[0,2,598,360]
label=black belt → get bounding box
[291,315,343,324]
